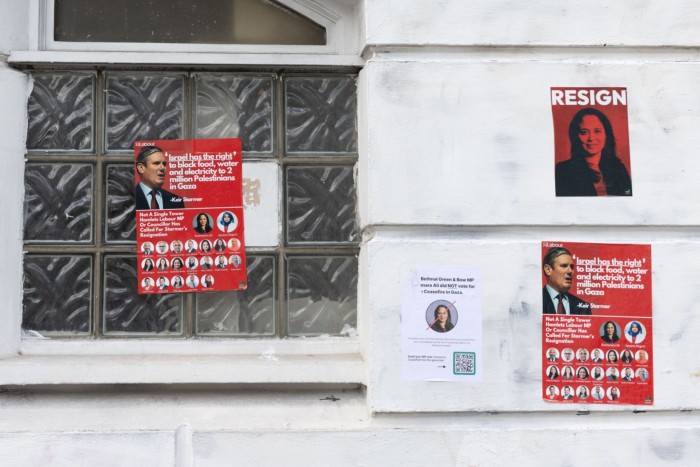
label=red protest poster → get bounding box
[541,241,653,405]
[550,87,632,197]
[134,139,247,294]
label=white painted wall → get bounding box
[0,0,698,465]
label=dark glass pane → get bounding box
[287,166,358,243]
[195,74,274,154]
[24,164,93,242]
[54,0,325,45]
[105,165,136,243]
[105,73,184,151]
[287,256,357,336]
[27,73,94,151]
[23,255,92,334]
[103,256,183,335]
[285,77,357,153]
[196,256,275,335]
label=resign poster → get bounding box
[401,266,482,382]
[541,242,653,405]
[551,87,632,197]
[135,139,247,294]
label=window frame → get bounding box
[31,0,359,56]
[0,0,367,387]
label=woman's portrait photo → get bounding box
[228,238,241,251]
[142,258,154,272]
[214,238,227,252]
[425,301,458,333]
[620,349,634,364]
[576,367,589,380]
[600,321,620,343]
[546,365,560,380]
[193,212,213,234]
[624,320,646,344]
[606,349,618,364]
[217,211,238,233]
[200,239,212,254]
[229,254,242,268]
[561,366,574,380]
[555,107,632,197]
[171,257,184,271]
[172,276,184,289]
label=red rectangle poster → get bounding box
[541,241,653,405]
[551,87,632,197]
[135,139,247,294]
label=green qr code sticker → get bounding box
[453,352,476,375]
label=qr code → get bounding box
[453,352,476,375]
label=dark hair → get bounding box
[603,321,619,339]
[606,349,618,362]
[627,321,643,338]
[543,247,572,269]
[432,304,455,332]
[135,146,164,166]
[568,108,631,194]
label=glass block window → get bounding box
[22,69,358,338]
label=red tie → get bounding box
[557,294,565,314]
[150,190,158,209]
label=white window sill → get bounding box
[0,338,365,386]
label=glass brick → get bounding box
[103,256,183,335]
[285,76,357,154]
[287,256,357,336]
[24,163,93,243]
[23,255,92,334]
[286,166,358,244]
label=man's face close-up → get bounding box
[138,151,167,189]
[545,254,574,293]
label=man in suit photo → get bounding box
[542,246,591,315]
[135,145,185,210]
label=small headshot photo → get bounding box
[546,365,560,380]
[156,241,169,254]
[213,238,227,252]
[425,300,458,333]
[607,386,620,401]
[156,258,169,271]
[193,212,214,234]
[545,348,559,362]
[228,238,241,251]
[576,367,589,380]
[636,368,649,381]
[622,367,634,381]
[561,366,574,380]
[620,349,634,364]
[185,239,198,253]
[229,254,242,268]
[216,255,228,269]
[157,276,169,290]
[624,320,646,344]
[600,320,620,343]
[186,256,199,270]
[561,385,574,400]
[141,242,154,255]
[142,258,155,272]
[592,385,605,400]
[577,385,589,400]
[591,348,604,363]
[545,385,559,400]
[172,275,184,289]
[217,211,238,233]
[635,349,649,364]
[171,257,184,271]
[606,349,618,364]
[170,240,183,254]
[606,367,619,381]
[561,348,574,363]
[141,277,155,291]
[591,366,604,381]
[200,239,213,254]
[576,348,589,362]
[200,256,213,269]
[186,274,199,288]
[201,274,215,288]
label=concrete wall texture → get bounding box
[1,1,699,465]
